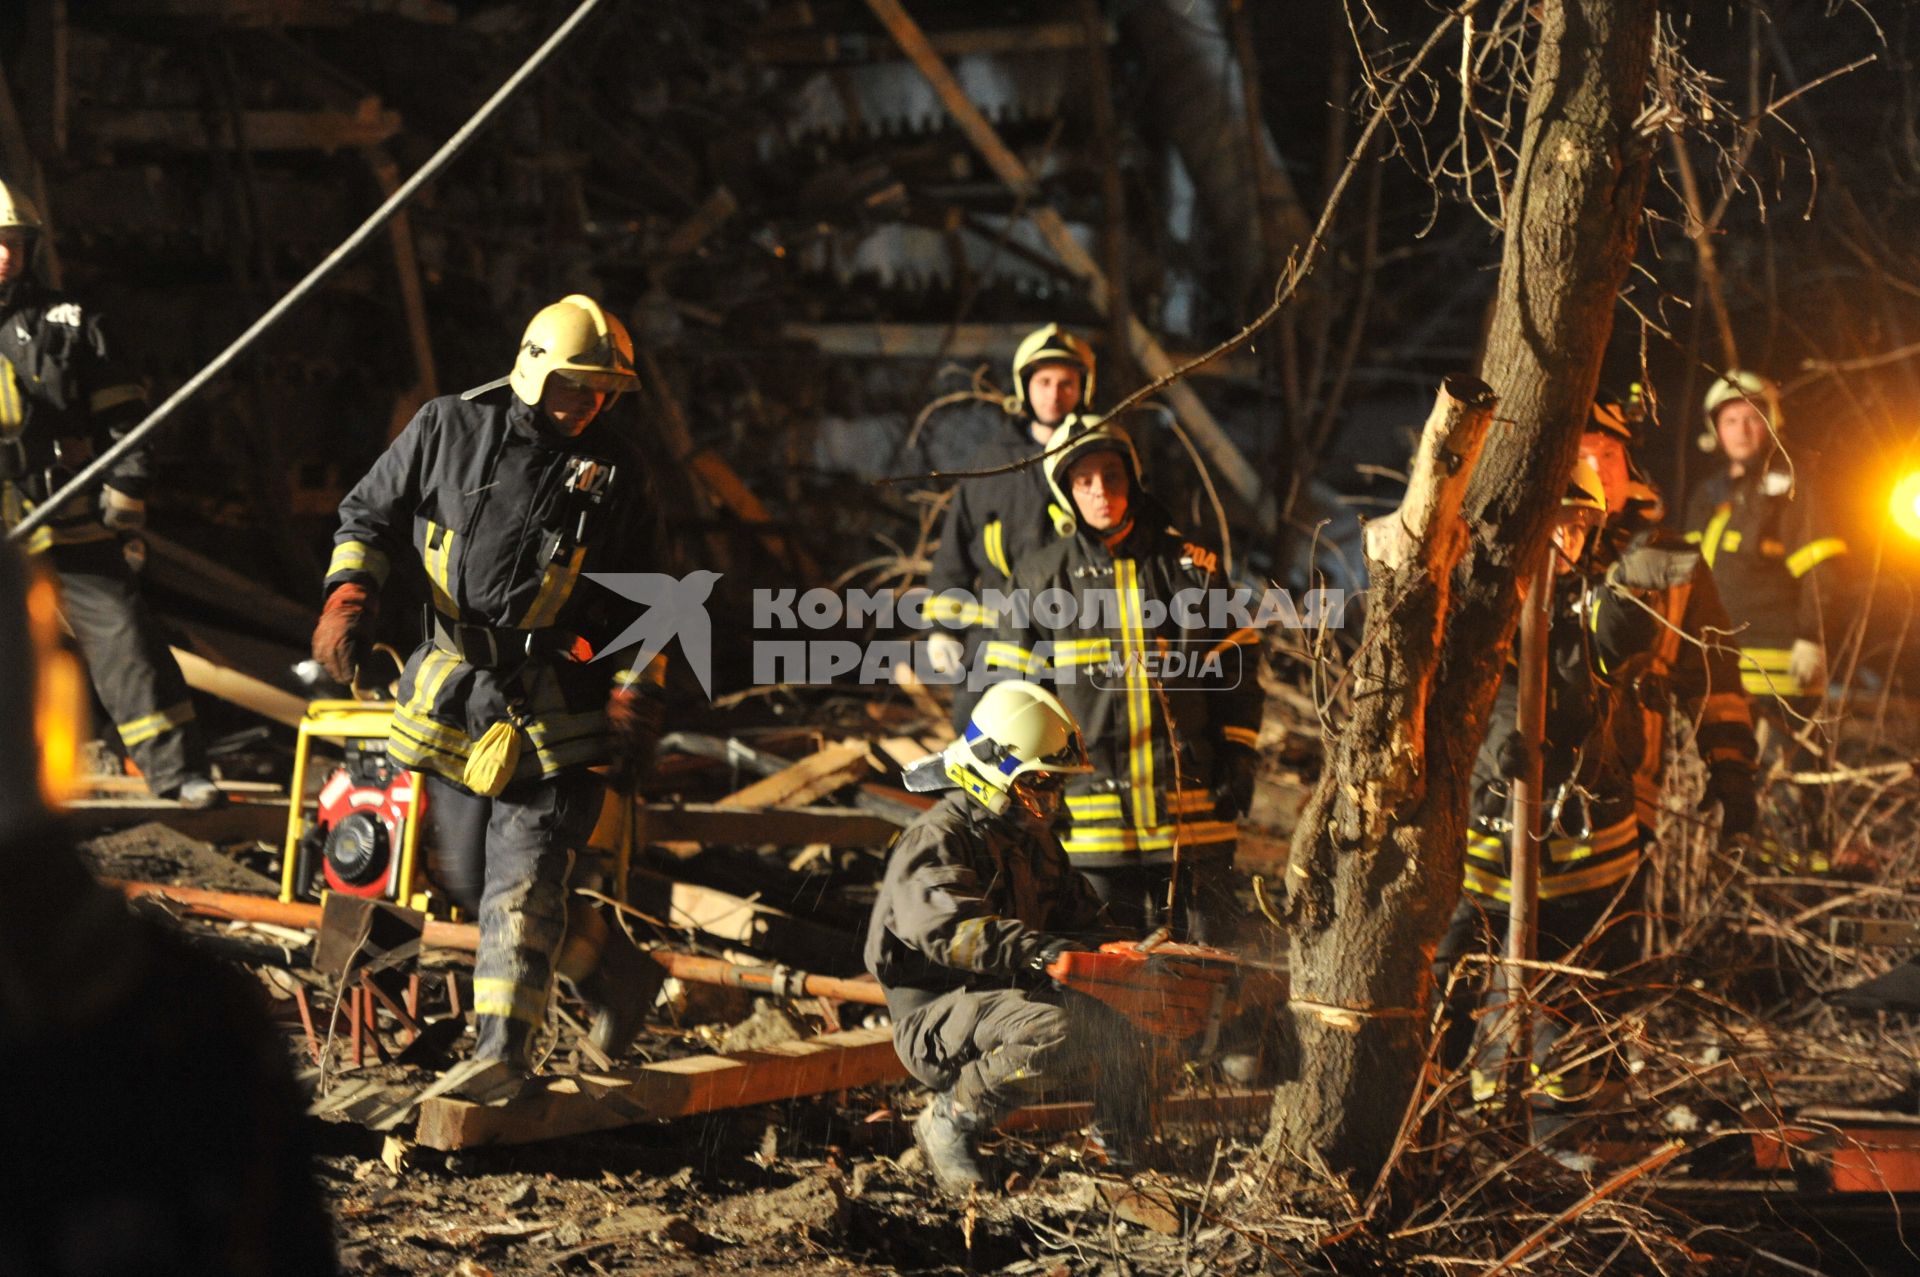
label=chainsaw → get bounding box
[1045,937,1288,1062]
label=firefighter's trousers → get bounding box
[424,770,602,1065]
[887,983,1151,1125]
[49,539,207,796]
[1432,867,1645,1108]
[1080,853,1237,945]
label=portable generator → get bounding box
[280,700,428,909]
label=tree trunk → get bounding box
[1263,0,1659,1194]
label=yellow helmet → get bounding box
[0,542,86,841]
[1702,369,1781,444]
[1563,459,1609,518]
[1042,414,1142,535]
[505,294,641,407]
[0,178,43,234]
[1005,323,1095,417]
[942,680,1092,817]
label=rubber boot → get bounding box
[914,1092,992,1195]
[578,934,667,1060]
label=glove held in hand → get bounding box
[311,583,376,686]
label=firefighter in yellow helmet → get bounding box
[0,180,222,807]
[1436,452,1757,1140]
[868,680,1147,1192]
[984,416,1264,942]
[922,324,1095,728]
[313,295,669,1098]
[1681,370,1851,870]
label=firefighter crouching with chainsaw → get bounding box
[867,680,1152,1194]
[1682,371,1850,872]
[0,545,335,1273]
[312,295,667,1101]
[0,179,222,808]
[986,416,1263,942]
[922,325,1094,728]
[1435,455,1758,1129]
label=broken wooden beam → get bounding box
[140,530,315,645]
[625,866,862,971]
[637,801,899,849]
[170,646,308,727]
[69,799,289,842]
[716,739,877,809]
[101,0,455,27]
[416,1025,906,1149]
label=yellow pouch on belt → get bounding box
[463,715,526,797]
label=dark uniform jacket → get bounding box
[0,284,150,551]
[987,499,1263,868]
[1464,538,1758,905]
[865,790,1105,1020]
[324,388,661,785]
[1682,461,1847,695]
[923,413,1063,631]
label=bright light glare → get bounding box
[1892,471,1920,542]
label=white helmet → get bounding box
[1700,370,1781,452]
[938,681,1091,817]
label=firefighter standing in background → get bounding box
[1436,458,1758,1126]
[987,417,1263,942]
[0,179,222,808]
[923,325,1094,728]
[312,295,667,1099]
[1583,394,1758,837]
[867,680,1149,1193]
[1681,371,1849,867]
[0,543,335,1275]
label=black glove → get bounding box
[1212,743,1258,820]
[1700,760,1758,838]
[1494,730,1535,780]
[1027,935,1086,978]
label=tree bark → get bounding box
[1263,0,1659,1194]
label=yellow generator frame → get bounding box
[279,699,429,910]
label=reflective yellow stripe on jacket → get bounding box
[327,539,391,585]
[1786,537,1846,578]
[1115,558,1156,828]
[982,518,1011,578]
[1736,646,1806,697]
[1463,815,1641,902]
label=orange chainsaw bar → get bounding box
[1046,940,1285,1041]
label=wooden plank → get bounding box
[1000,1089,1273,1134]
[625,867,860,969]
[717,739,875,810]
[637,802,898,849]
[68,798,290,842]
[860,0,1270,529]
[416,1025,905,1149]
[662,186,737,258]
[86,105,401,152]
[1828,917,1920,949]
[171,646,308,727]
[367,148,439,440]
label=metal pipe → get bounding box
[10,0,608,541]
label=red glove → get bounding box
[606,684,666,793]
[312,583,377,686]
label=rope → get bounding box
[10,0,609,542]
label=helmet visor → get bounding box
[554,366,639,393]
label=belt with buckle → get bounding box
[431,616,589,668]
